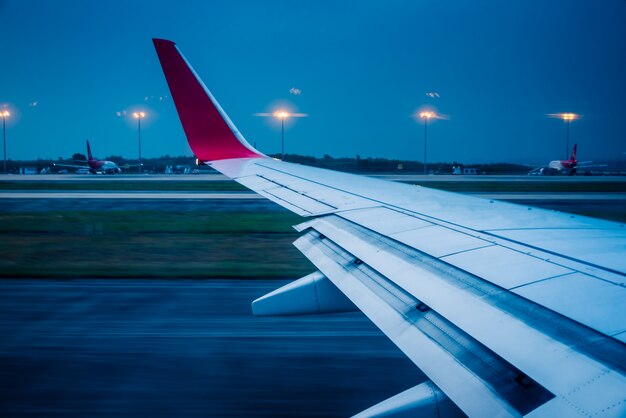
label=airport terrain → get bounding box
[0,174,624,417]
[0,174,624,279]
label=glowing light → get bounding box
[0,110,9,118]
[547,112,580,121]
[133,111,146,119]
[273,110,290,119]
[254,111,308,118]
[419,111,435,119]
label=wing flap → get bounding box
[441,245,574,289]
[294,215,626,416]
[489,228,626,277]
[294,231,526,417]
[512,272,626,337]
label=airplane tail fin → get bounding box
[86,140,94,161]
[152,39,263,162]
[570,144,577,162]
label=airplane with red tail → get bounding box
[547,143,578,175]
[55,140,137,174]
[529,144,604,176]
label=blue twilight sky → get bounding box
[0,0,625,164]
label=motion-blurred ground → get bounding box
[0,175,624,417]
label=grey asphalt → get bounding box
[0,279,421,417]
[2,173,626,182]
[1,191,624,220]
[1,191,624,201]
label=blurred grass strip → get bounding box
[0,211,312,279]
[0,211,302,234]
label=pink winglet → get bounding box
[153,39,262,161]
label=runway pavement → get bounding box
[2,173,626,182]
[1,191,625,201]
[1,184,624,221]
[0,279,421,417]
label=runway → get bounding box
[2,173,626,182]
[1,181,624,221]
[1,191,624,201]
[0,279,420,417]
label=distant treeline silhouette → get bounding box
[7,153,531,174]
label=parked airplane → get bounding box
[153,39,626,417]
[54,140,134,174]
[529,144,604,176]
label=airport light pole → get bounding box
[561,113,577,159]
[1,110,10,174]
[273,110,290,160]
[133,112,146,173]
[419,111,435,175]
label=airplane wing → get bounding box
[578,162,609,169]
[52,162,89,169]
[153,39,626,418]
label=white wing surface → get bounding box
[153,39,626,418]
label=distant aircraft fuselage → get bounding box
[88,159,121,174]
[547,157,577,175]
[530,144,578,176]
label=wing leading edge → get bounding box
[153,39,626,417]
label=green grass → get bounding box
[0,211,302,234]
[0,211,312,279]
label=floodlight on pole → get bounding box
[1,110,10,174]
[548,113,580,159]
[560,113,578,159]
[273,110,290,160]
[419,111,435,175]
[254,109,307,159]
[133,112,146,173]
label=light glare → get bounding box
[547,112,580,121]
[273,110,290,119]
